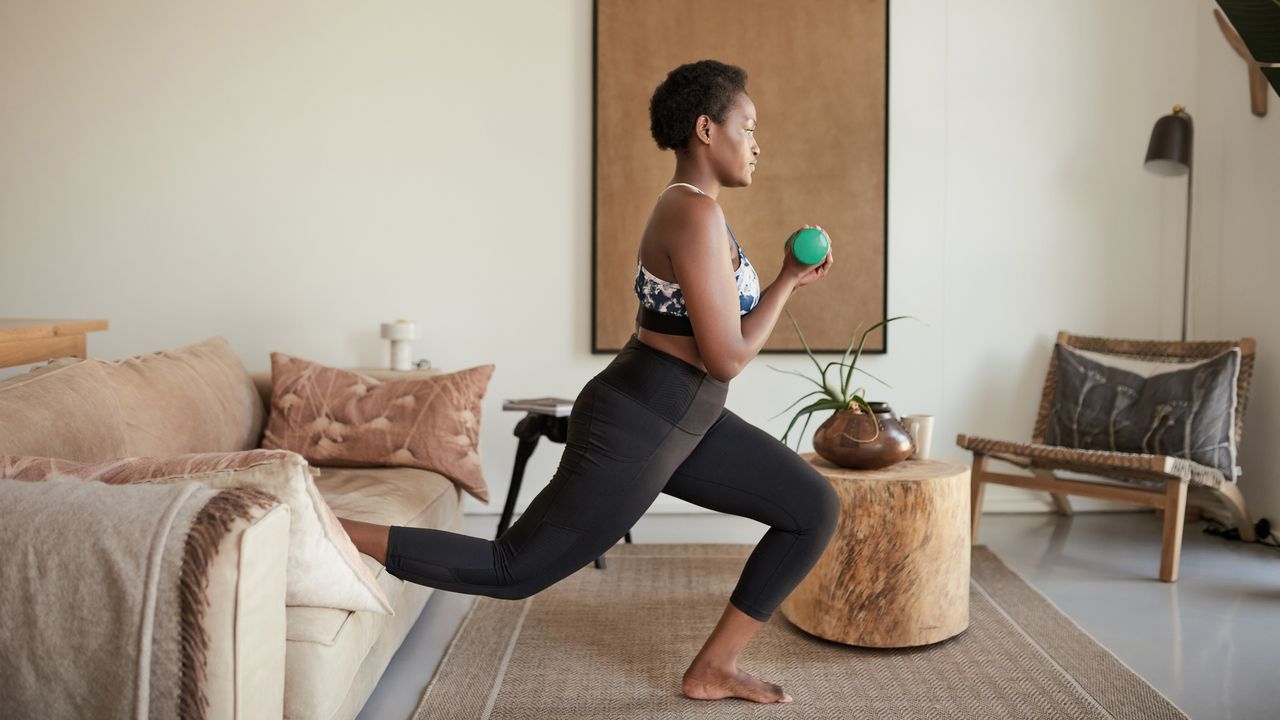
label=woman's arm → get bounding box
[739,227,832,368]
[736,271,798,369]
[673,202,832,382]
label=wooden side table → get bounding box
[780,454,971,648]
[0,318,108,369]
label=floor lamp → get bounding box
[1143,104,1194,342]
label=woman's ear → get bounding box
[697,116,712,145]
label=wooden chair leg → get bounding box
[1049,492,1074,515]
[1154,505,1203,522]
[971,454,987,545]
[1025,468,1074,515]
[1212,481,1256,542]
[1159,481,1189,582]
[1030,470,1075,515]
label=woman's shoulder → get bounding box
[654,190,724,234]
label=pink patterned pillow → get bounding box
[0,448,292,484]
[0,449,393,614]
[260,353,494,504]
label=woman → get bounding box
[338,59,839,705]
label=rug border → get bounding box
[970,545,1192,719]
[414,593,478,708]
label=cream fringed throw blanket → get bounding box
[0,476,279,720]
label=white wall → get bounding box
[1191,0,1280,527]
[5,1,1268,524]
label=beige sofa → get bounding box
[0,337,467,720]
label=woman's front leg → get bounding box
[664,407,840,704]
[681,601,793,703]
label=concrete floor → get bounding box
[355,511,1280,720]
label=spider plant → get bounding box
[767,309,922,452]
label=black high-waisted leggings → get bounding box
[384,333,841,622]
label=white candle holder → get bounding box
[380,320,418,371]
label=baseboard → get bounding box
[465,485,1144,516]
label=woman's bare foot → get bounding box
[337,516,390,566]
[681,661,792,703]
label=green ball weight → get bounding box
[787,227,830,265]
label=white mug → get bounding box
[903,414,935,460]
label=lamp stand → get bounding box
[1181,164,1193,343]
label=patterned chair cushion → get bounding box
[1043,344,1240,481]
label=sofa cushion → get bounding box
[103,336,266,457]
[1,448,296,485]
[0,359,128,460]
[261,353,494,504]
[284,466,460,645]
[283,467,462,720]
[311,465,462,526]
[0,449,393,615]
[285,554,405,647]
[248,367,450,440]
[0,337,263,462]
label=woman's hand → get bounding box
[780,224,834,291]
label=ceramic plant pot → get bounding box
[812,401,915,470]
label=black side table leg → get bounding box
[593,530,634,570]
[497,435,539,539]
[503,412,616,568]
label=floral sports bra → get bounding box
[633,183,762,336]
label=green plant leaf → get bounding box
[768,389,829,420]
[795,412,813,450]
[783,308,828,384]
[837,321,864,395]
[821,359,891,389]
[765,363,838,399]
[842,315,920,396]
[780,398,849,449]
[774,312,931,445]
[780,403,829,445]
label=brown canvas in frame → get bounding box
[592,0,889,354]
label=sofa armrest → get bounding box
[249,371,272,416]
[204,501,291,720]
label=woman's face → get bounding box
[704,93,760,186]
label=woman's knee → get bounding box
[487,580,543,601]
[494,538,593,599]
[796,466,841,540]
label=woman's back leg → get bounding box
[383,377,719,600]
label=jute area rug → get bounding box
[413,544,1188,719]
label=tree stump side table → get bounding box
[780,454,971,648]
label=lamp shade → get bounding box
[1144,105,1193,176]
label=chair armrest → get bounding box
[203,501,291,720]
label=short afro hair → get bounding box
[649,59,748,154]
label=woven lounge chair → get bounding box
[957,330,1257,582]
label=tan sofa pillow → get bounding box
[261,353,494,503]
[0,358,128,461]
[0,336,264,461]
[99,336,266,457]
[0,449,392,614]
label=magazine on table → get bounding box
[502,397,576,417]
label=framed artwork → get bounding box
[591,0,889,354]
